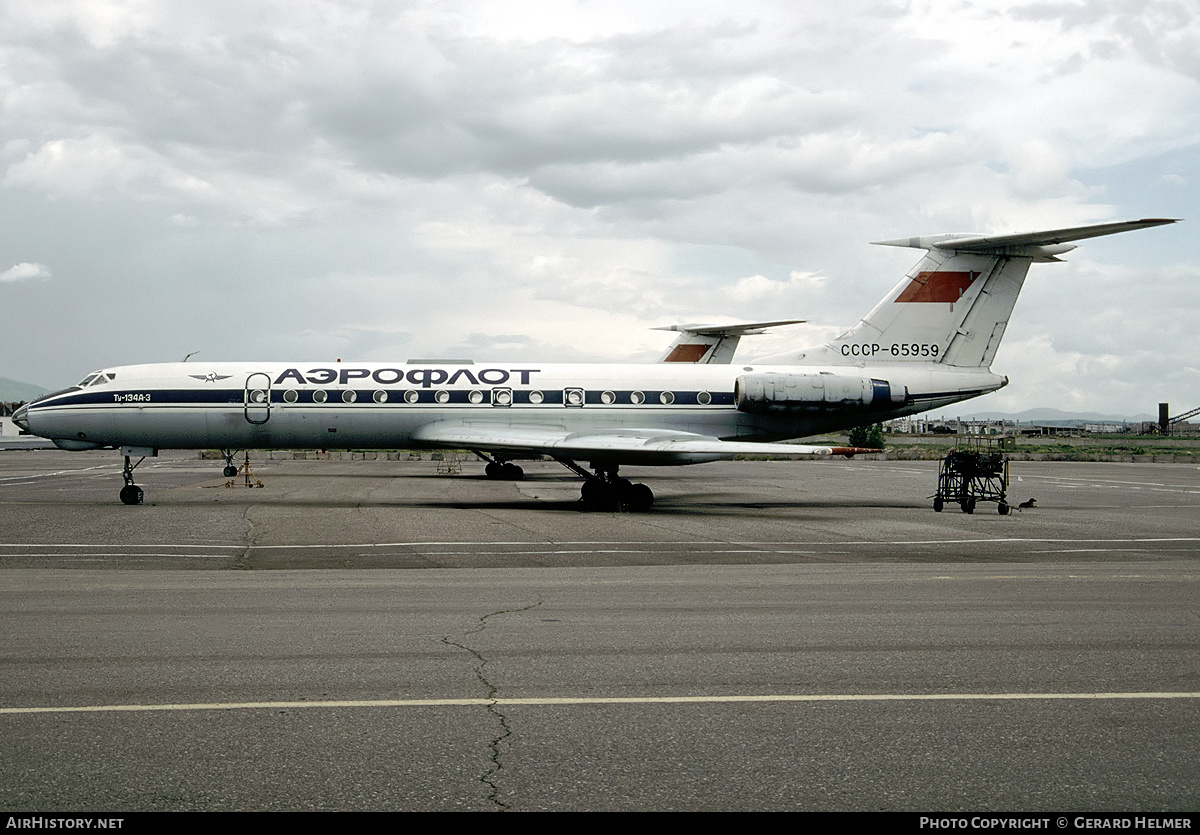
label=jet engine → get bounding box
[735,373,905,416]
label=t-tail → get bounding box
[771,218,1177,368]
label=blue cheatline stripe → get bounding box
[37,388,738,408]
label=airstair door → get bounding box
[244,372,272,425]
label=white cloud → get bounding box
[0,262,50,282]
[0,0,1195,416]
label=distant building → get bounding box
[1,402,28,436]
[1081,422,1126,434]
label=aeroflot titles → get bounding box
[273,367,542,388]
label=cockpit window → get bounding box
[75,371,115,388]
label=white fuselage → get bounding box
[21,360,1004,456]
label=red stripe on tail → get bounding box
[894,271,978,303]
[662,344,710,362]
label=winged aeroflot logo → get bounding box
[189,372,233,383]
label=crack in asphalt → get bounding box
[233,505,256,570]
[443,599,543,811]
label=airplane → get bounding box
[12,217,1176,511]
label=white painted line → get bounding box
[0,465,111,483]
[1,537,1198,551]
[4,692,1199,716]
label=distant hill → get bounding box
[0,376,49,403]
[976,407,1155,422]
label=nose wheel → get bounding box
[119,454,144,505]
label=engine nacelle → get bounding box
[735,373,905,416]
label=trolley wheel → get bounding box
[998,502,1010,516]
[961,497,976,514]
[933,497,944,512]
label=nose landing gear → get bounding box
[119,453,146,505]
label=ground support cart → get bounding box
[933,442,1011,515]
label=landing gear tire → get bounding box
[119,454,146,505]
[486,462,524,480]
[223,465,238,478]
[580,478,653,512]
[581,478,616,511]
[626,483,654,513]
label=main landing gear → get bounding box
[485,461,524,480]
[474,451,525,480]
[473,452,654,511]
[559,460,654,512]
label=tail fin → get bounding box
[776,218,1177,368]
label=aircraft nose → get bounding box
[11,403,29,432]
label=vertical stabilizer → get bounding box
[763,218,1177,369]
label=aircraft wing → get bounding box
[411,422,867,465]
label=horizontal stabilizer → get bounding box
[655,320,804,364]
[653,320,805,337]
[874,218,1178,259]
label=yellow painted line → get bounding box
[3,692,1199,715]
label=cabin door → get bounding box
[244,372,272,425]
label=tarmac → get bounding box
[1,449,1197,811]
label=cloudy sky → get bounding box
[1,0,1196,416]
